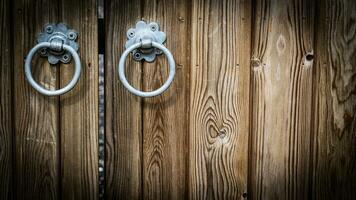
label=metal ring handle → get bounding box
[118,41,175,97]
[25,42,81,96]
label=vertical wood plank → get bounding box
[59,0,99,199]
[311,0,356,199]
[249,0,315,199]
[13,0,60,199]
[105,0,143,199]
[189,0,251,199]
[0,0,13,198]
[141,0,190,199]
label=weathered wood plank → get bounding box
[13,0,60,199]
[105,0,143,199]
[189,0,251,199]
[311,0,356,199]
[249,0,315,199]
[0,0,13,198]
[141,0,190,199]
[59,0,99,199]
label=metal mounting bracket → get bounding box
[125,21,166,62]
[36,23,79,65]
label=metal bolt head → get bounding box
[62,54,70,62]
[45,25,54,34]
[39,48,47,56]
[127,29,135,38]
[134,52,141,59]
[150,25,157,32]
[68,31,77,40]
[149,22,159,32]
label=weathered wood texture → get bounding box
[3,0,356,199]
[106,0,249,199]
[105,0,190,199]
[59,0,99,199]
[249,0,315,199]
[249,0,356,199]
[189,0,251,199]
[0,0,13,198]
[311,0,356,199]
[105,0,143,199]
[13,0,60,199]
[141,0,190,199]
[11,0,99,199]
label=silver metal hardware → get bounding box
[24,23,81,96]
[37,23,79,64]
[118,21,175,97]
[125,21,166,62]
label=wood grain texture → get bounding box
[105,0,143,199]
[8,1,356,199]
[0,0,13,198]
[189,0,251,199]
[249,0,315,199]
[59,0,99,199]
[141,0,190,199]
[13,0,60,199]
[311,0,356,199]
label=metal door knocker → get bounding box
[118,21,175,97]
[24,23,81,96]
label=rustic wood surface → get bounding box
[105,0,143,199]
[141,0,190,199]
[311,0,356,199]
[249,0,315,199]
[189,0,251,199]
[2,0,356,199]
[106,0,250,198]
[0,0,13,198]
[59,0,99,199]
[13,0,60,199]
[11,0,99,199]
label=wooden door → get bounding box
[1,0,356,199]
[1,0,99,199]
[105,0,250,199]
